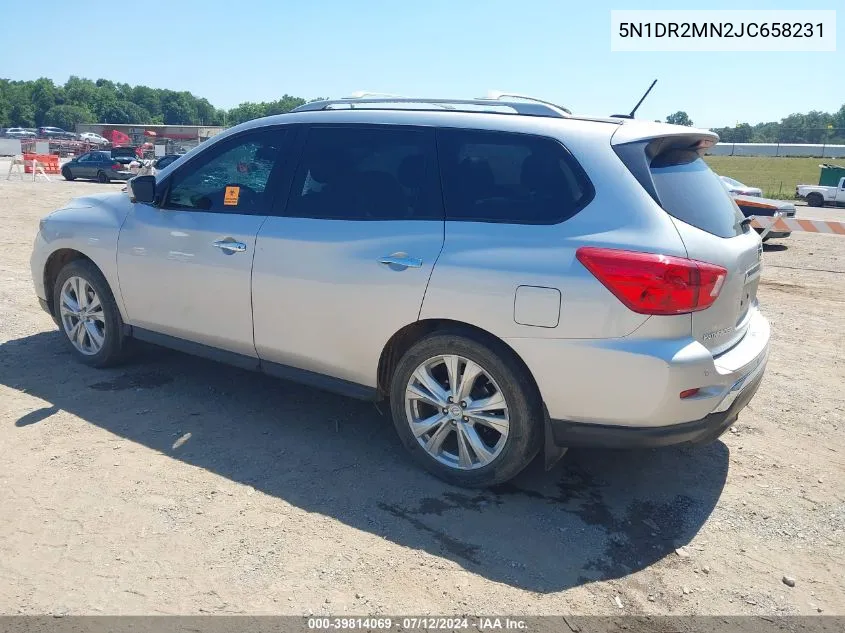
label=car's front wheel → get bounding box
[53,259,126,367]
[61,167,74,181]
[389,332,542,487]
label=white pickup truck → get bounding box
[796,176,845,207]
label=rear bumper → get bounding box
[547,350,766,448]
[507,306,770,428]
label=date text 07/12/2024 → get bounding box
[307,617,528,630]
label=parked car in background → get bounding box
[6,127,37,138]
[153,154,182,170]
[109,146,143,164]
[79,132,110,146]
[38,127,77,140]
[31,96,770,487]
[61,151,134,182]
[719,175,763,197]
[732,195,795,240]
[796,177,845,207]
[720,179,794,240]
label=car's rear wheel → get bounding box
[389,332,542,487]
[61,167,74,181]
[807,192,824,207]
[97,170,109,183]
[53,259,126,368]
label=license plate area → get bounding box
[737,262,762,324]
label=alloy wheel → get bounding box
[405,354,510,470]
[59,276,106,355]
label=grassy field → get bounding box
[704,156,825,199]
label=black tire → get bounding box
[52,259,126,368]
[62,167,74,181]
[807,192,824,207]
[96,170,109,183]
[389,331,542,487]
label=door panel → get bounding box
[76,154,94,178]
[117,206,265,356]
[116,127,291,357]
[252,124,444,387]
[253,218,442,386]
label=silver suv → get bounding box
[30,95,770,487]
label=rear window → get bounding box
[650,150,744,238]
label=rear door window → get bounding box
[285,125,441,221]
[436,129,594,224]
[650,150,744,238]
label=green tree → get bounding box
[161,91,198,125]
[750,122,780,143]
[31,77,58,126]
[733,123,753,143]
[130,85,163,119]
[44,104,95,130]
[666,111,693,126]
[63,76,100,109]
[195,98,217,125]
[0,81,11,126]
[227,102,266,125]
[100,101,152,123]
[9,102,35,127]
[212,108,227,126]
[265,95,306,115]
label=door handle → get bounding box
[379,253,423,268]
[212,240,247,253]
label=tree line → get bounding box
[665,108,845,144]
[0,76,313,130]
[4,77,845,145]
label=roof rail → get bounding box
[344,91,408,99]
[290,96,570,118]
[477,90,572,115]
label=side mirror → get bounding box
[130,175,156,204]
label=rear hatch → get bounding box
[110,146,137,164]
[613,125,763,355]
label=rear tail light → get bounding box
[112,163,122,170]
[680,388,700,399]
[576,247,727,315]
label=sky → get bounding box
[0,0,841,127]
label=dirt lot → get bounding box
[0,169,843,617]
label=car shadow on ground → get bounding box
[0,331,729,593]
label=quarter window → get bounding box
[437,129,593,224]
[286,126,440,220]
[163,129,286,213]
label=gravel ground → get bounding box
[0,169,843,616]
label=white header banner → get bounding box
[611,10,836,52]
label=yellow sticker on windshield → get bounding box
[224,186,240,206]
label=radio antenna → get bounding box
[612,79,657,119]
